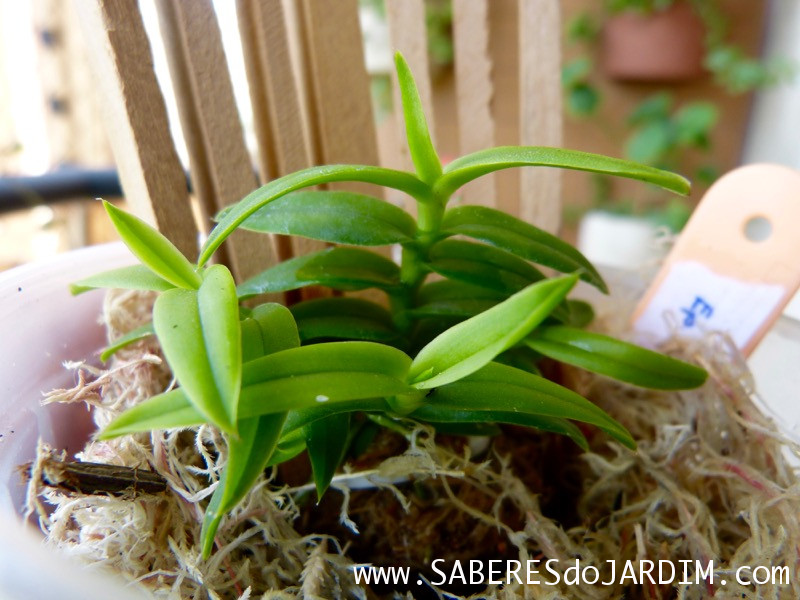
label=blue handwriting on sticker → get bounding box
[680,296,714,328]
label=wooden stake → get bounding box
[156,0,277,279]
[297,0,380,196]
[74,0,198,259]
[453,0,496,207]
[519,0,562,233]
[237,0,324,261]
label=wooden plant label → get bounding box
[633,164,800,356]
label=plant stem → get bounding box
[392,190,446,332]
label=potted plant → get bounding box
[601,0,706,82]
[17,53,719,597]
[568,0,794,88]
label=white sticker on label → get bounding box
[633,260,785,349]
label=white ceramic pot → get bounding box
[0,242,148,600]
[577,210,665,271]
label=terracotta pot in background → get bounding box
[602,2,706,82]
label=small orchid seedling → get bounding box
[73,53,707,558]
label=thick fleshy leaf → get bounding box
[429,422,502,437]
[306,412,351,500]
[103,201,201,289]
[280,399,391,437]
[152,270,240,435]
[200,413,285,558]
[223,190,416,246]
[410,404,588,450]
[525,326,708,390]
[426,362,634,449]
[100,322,155,361]
[434,147,690,199]
[70,265,174,295]
[237,247,401,299]
[290,297,398,342]
[441,205,606,292]
[250,303,301,354]
[427,239,545,294]
[240,317,265,362]
[394,52,442,184]
[98,389,202,437]
[242,341,409,387]
[495,346,542,375]
[408,274,578,389]
[416,280,507,305]
[563,300,595,328]
[100,379,405,439]
[412,281,505,318]
[198,265,242,424]
[200,165,428,265]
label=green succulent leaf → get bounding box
[427,239,545,295]
[280,399,391,438]
[434,147,690,199]
[410,404,588,450]
[98,389,201,437]
[100,342,413,438]
[410,281,504,319]
[237,247,401,299]
[266,437,307,468]
[201,165,428,265]
[429,422,502,437]
[201,300,301,557]
[152,266,241,435]
[290,297,398,342]
[222,190,416,246]
[425,361,634,449]
[394,52,442,184]
[100,322,155,361]
[103,201,202,289]
[408,274,578,389]
[441,205,607,292]
[200,412,285,558]
[306,412,352,500]
[250,303,302,354]
[495,346,542,375]
[525,326,708,390]
[70,265,174,295]
[563,300,595,328]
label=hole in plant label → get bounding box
[743,215,772,243]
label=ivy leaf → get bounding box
[306,413,352,500]
[200,165,428,265]
[427,239,545,295]
[434,147,690,199]
[408,274,578,389]
[103,201,201,289]
[70,265,174,295]
[394,52,442,184]
[425,361,634,449]
[153,265,241,435]
[441,205,607,292]
[222,190,416,246]
[525,326,708,390]
[237,247,401,299]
